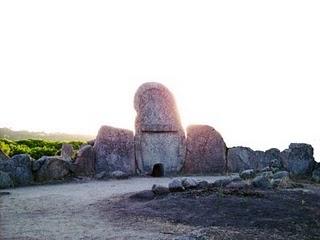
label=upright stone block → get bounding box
[94,126,135,175]
[73,145,95,177]
[134,82,186,176]
[183,125,227,174]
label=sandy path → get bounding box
[0,176,222,240]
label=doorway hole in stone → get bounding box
[151,163,164,177]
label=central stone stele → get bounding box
[134,82,186,176]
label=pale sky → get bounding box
[0,1,319,160]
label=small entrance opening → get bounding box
[151,163,164,177]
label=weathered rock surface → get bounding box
[134,82,183,132]
[227,144,314,176]
[252,175,272,189]
[211,176,241,188]
[168,178,185,192]
[0,154,33,186]
[33,156,71,182]
[240,169,256,180]
[152,184,170,195]
[73,145,95,177]
[95,171,107,180]
[312,168,320,183]
[273,171,289,180]
[134,82,186,176]
[271,171,290,188]
[227,147,258,172]
[94,126,135,175]
[183,125,226,174]
[61,143,74,161]
[0,170,14,189]
[197,180,209,189]
[181,178,198,189]
[110,170,129,179]
[261,171,274,179]
[260,148,283,170]
[282,143,315,177]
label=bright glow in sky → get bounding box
[0,1,319,159]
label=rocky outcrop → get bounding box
[33,156,71,182]
[183,125,226,174]
[73,145,95,176]
[227,144,315,178]
[282,143,315,177]
[227,147,258,172]
[260,148,283,170]
[0,154,33,186]
[0,170,14,189]
[61,143,74,161]
[94,126,135,176]
[134,82,186,176]
[227,147,283,172]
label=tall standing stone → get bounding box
[94,126,135,176]
[134,82,186,176]
[183,125,226,174]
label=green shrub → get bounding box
[0,139,85,160]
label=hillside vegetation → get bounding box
[0,138,84,160]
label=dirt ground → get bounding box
[1,176,320,240]
[0,176,220,240]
